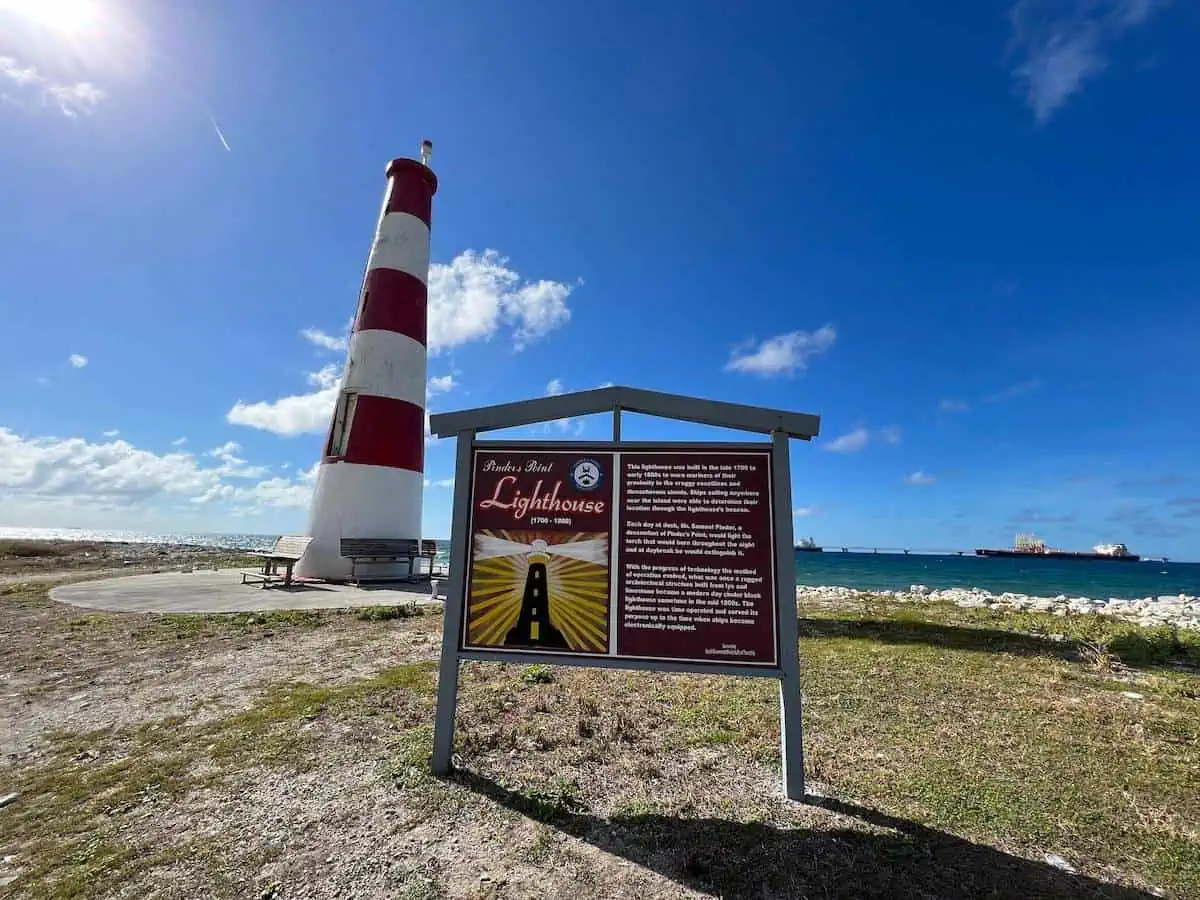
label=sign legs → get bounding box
[431,429,475,775]
[771,431,806,800]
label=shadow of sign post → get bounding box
[427,386,821,800]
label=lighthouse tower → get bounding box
[297,146,438,580]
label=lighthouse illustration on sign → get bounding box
[504,539,569,649]
[467,531,611,654]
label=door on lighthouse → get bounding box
[326,392,358,458]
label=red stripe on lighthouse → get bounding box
[356,268,427,346]
[342,394,425,472]
[384,159,438,226]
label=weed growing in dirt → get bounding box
[520,664,555,685]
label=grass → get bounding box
[0,540,72,558]
[4,582,1199,897]
[794,596,1200,893]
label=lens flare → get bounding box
[0,0,99,35]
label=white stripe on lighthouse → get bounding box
[365,212,431,282]
[343,330,427,408]
[300,463,426,580]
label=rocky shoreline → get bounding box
[0,539,250,579]
[797,583,1200,631]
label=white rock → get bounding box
[1044,853,1077,874]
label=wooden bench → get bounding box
[242,535,312,588]
[340,538,422,585]
[420,539,439,574]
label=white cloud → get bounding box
[306,364,342,390]
[432,478,454,488]
[0,428,217,506]
[428,374,456,396]
[793,505,822,517]
[1009,0,1167,122]
[229,249,575,436]
[823,428,869,453]
[985,378,1042,403]
[939,399,970,413]
[880,426,901,445]
[725,325,836,377]
[905,471,937,486]
[0,56,105,117]
[228,464,317,512]
[300,327,348,352]
[206,441,268,479]
[227,382,338,437]
[102,429,120,438]
[540,378,576,432]
[427,250,575,353]
[0,426,315,523]
[69,354,88,368]
[171,437,188,447]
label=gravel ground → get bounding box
[0,542,1178,899]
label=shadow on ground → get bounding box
[797,616,1199,670]
[456,770,1155,899]
[798,616,1081,661]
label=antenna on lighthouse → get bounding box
[420,139,433,166]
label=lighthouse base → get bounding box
[297,461,424,581]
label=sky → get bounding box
[1,0,1199,558]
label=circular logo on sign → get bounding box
[570,458,603,491]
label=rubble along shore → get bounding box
[797,583,1200,630]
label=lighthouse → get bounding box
[297,145,438,580]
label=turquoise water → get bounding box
[4,527,1196,600]
[796,551,1200,601]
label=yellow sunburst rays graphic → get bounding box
[468,530,610,652]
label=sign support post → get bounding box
[431,428,475,775]
[771,430,805,800]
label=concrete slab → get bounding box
[50,569,445,614]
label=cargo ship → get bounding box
[794,536,823,553]
[975,533,1140,562]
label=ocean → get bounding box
[3,527,1197,601]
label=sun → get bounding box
[0,0,99,34]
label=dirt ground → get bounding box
[0,542,1187,899]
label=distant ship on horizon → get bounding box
[794,536,823,553]
[976,533,1141,562]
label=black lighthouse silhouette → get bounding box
[505,540,569,650]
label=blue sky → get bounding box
[2,0,1198,557]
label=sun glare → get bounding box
[0,0,99,35]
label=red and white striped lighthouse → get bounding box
[297,146,438,580]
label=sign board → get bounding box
[428,386,818,800]
[462,445,778,669]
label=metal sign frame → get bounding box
[428,387,818,801]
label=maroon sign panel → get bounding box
[615,452,777,666]
[462,446,778,669]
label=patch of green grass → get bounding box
[0,540,70,558]
[520,663,555,685]
[522,774,586,818]
[799,596,1200,670]
[795,596,1200,894]
[354,603,420,621]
